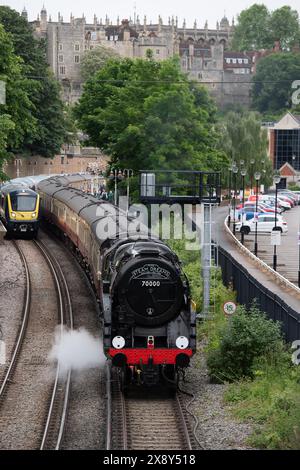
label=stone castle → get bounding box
[23,7,255,107]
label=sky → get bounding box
[1,0,300,28]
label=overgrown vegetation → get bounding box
[202,299,300,449]
[206,303,283,382]
[225,349,300,449]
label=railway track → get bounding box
[36,239,73,450]
[0,239,73,450]
[106,363,201,451]
[0,241,31,403]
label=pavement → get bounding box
[214,205,300,314]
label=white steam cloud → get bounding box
[49,327,106,376]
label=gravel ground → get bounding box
[0,240,57,450]
[183,343,256,450]
[0,240,25,381]
[40,232,106,450]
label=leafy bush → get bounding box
[206,303,283,382]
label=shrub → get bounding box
[206,303,283,382]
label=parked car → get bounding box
[235,213,288,234]
[277,195,293,208]
[279,190,300,205]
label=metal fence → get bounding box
[217,245,300,343]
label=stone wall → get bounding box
[3,148,109,179]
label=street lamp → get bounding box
[292,154,296,183]
[240,167,247,245]
[227,163,233,227]
[273,173,281,271]
[254,171,261,257]
[232,164,239,236]
[250,159,255,195]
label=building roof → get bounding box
[273,112,300,130]
[224,51,251,58]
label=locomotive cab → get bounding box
[0,185,40,238]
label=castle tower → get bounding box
[40,5,47,32]
[220,15,229,30]
[21,7,28,21]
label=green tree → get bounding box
[0,24,37,176]
[0,6,68,158]
[269,6,300,50]
[219,111,272,187]
[232,4,300,51]
[81,45,120,81]
[231,4,272,51]
[252,53,300,114]
[75,57,225,173]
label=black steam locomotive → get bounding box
[37,175,196,388]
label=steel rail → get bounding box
[36,240,73,451]
[105,361,112,451]
[0,241,31,398]
[175,393,193,450]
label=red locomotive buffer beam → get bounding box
[108,348,193,366]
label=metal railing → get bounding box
[218,217,300,342]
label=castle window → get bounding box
[238,58,243,64]
[74,55,80,64]
[59,43,63,51]
[74,43,80,52]
[58,55,64,63]
[244,59,249,64]
[226,58,231,64]
[232,58,237,64]
[59,66,66,75]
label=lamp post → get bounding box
[232,164,239,236]
[273,174,281,271]
[228,163,233,227]
[254,171,261,257]
[240,167,247,245]
[250,159,255,195]
[292,154,296,183]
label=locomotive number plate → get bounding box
[141,280,161,287]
